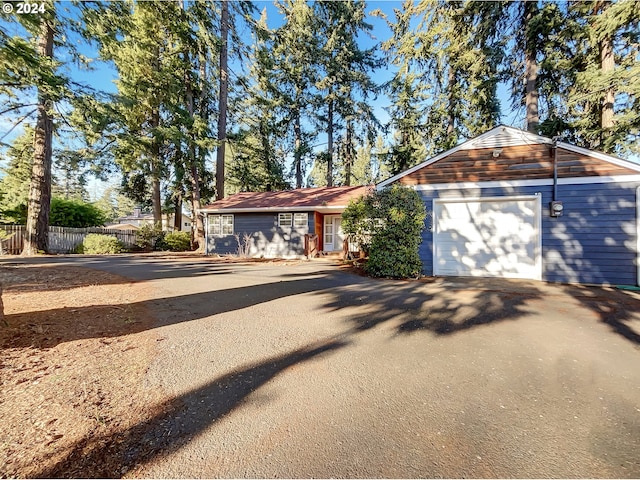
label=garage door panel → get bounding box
[434,197,541,280]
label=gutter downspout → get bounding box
[552,136,559,202]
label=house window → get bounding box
[278,213,293,227]
[207,214,234,235]
[294,213,308,228]
[221,215,233,235]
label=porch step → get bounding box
[318,251,343,258]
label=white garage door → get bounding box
[433,195,542,280]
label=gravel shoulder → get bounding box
[2,254,640,478]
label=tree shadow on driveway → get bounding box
[35,338,349,478]
[0,255,238,283]
[1,271,352,348]
[316,274,640,346]
[318,276,544,337]
[563,284,640,345]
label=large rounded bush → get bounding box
[78,234,123,254]
[342,185,426,278]
[135,223,165,251]
[162,231,191,252]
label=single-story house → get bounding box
[199,185,371,258]
[379,125,640,286]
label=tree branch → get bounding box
[0,103,38,116]
[0,109,37,143]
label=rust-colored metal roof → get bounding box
[200,185,372,212]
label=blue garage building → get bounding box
[379,126,640,286]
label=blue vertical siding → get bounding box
[418,181,639,285]
[206,211,313,258]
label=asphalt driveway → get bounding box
[5,254,640,477]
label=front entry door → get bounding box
[324,215,344,251]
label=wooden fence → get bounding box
[0,225,138,255]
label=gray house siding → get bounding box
[206,211,314,257]
[418,181,640,285]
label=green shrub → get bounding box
[342,185,426,279]
[342,194,373,256]
[49,197,107,227]
[161,231,191,252]
[79,234,123,254]
[135,223,165,251]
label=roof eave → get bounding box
[197,205,351,214]
[557,141,640,173]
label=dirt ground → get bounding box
[0,263,166,478]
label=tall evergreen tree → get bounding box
[272,0,319,188]
[215,0,229,200]
[417,0,502,150]
[175,0,219,250]
[83,0,184,224]
[378,0,502,168]
[236,7,289,192]
[0,1,59,254]
[377,0,428,174]
[315,0,380,186]
[565,0,640,154]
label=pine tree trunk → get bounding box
[149,39,162,226]
[294,111,302,188]
[173,195,182,231]
[345,120,353,186]
[447,67,456,140]
[192,50,207,250]
[400,129,409,173]
[183,19,205,252]
[524,0,539,133]
[326,94,334,187]
[260,120,273,190]
[22,17,54,256]
[215,0,229,200]
[190,153,204,250]
[600,34,615,134]
[150,105,162,226]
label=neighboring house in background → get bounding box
[380,125,640,286]
[108,207,192,232]
[163,213,192,232]
[105,223,139,231]
[199,185,371,258]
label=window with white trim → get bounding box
[207,214,234,235]
[278,213,292,227]
[294,212,308,228]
